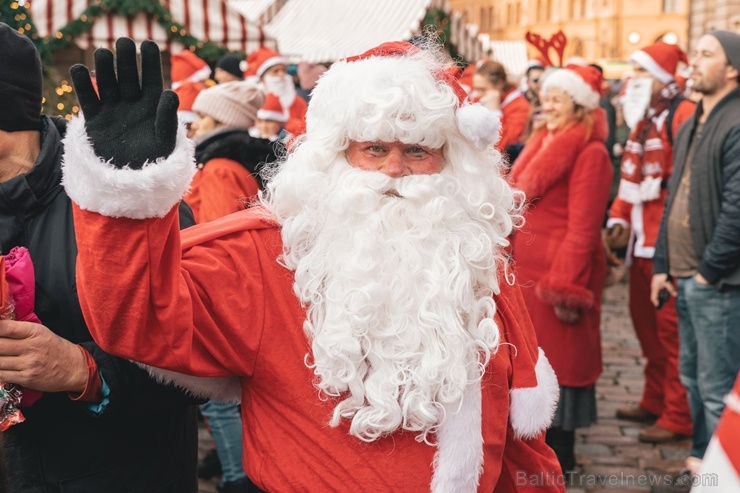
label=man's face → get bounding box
[630,63,664,98]
[263,64,287,79]
[527,68,544,93]
[346,141,445,178]
[690,35,737,95]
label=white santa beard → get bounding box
[263,74,296,109]
[275,158,506,442]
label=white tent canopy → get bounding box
[29,0,272,53]
[228,0,285,25]
[264,0,433,63]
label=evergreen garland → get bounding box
[0,0,241,117]
[422,8,465,64]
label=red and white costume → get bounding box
[510,108,612,387]
[607,41,695,435]
[61,42,564,493]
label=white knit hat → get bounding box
[192,81,265,128]
[540,64,602,110]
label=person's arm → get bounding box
[697,126,740,284]
[62,38,264,383]
[535,145,612,320]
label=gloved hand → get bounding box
[69,38,179,169]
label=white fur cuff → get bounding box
[509,348,559,440]
[61,116,196,219]
[140,363,242,403]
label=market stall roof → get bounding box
[29,0,271,53]
[263,0,433,63]
[228,0,284,25]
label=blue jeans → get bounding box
[676,276,740,459]
[200,400,246,483]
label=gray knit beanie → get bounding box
[192,81,265,128]
[709,30,740,71]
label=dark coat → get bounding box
[0,116,200,492]
[654,88,740,287]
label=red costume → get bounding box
[608,89,695,435]
[62,116,564,492]
[496,88,530,154]
[510,109,612,387]
[185,159,260,223]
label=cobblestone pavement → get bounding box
[197,279,691,493]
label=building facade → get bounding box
[448,0,690,65]
[688,0,740,51]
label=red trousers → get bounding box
[629,257,692,435]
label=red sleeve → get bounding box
[607,195,633,226]
[536,144,613,309]
[496,97,530,152]
[195,159,260,223]
[73,205,267,378]
[672,99,696,137]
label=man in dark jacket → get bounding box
[652,30,740,475]
[0,22,201,492]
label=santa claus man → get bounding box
[17,37,566,492]
[245,46,307,136]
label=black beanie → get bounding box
[216,54,244,80]
[0,23,42,132]
[709,30,740,72]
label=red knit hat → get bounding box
[540,64,602,110]
[257,93,288,122]
[170,50,211,89]
[246,46,287,78]
[629,41,688,84]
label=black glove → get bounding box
[69,38,179,169]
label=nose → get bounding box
[383,150,406,178]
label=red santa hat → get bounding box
[246,46,287,78]
[257,92,288,123]
[173,81,203,124]
[540,63,602,110]
[170,50,211,90]
[629,41,688,84]
[340,42,500,150]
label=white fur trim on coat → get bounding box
[139,364,242,403]
[509,348,559,440]
[431,380,483,492]
[61,116,196,219]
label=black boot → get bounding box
[197,448,222,480]
[545,427,576,474]
[217,477,265,493]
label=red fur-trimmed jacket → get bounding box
[510,110,612,387]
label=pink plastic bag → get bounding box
[0,247,44,430]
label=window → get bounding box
[662,0,678,12]
[480,7,487,30]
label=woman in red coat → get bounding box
[510,64,613,476]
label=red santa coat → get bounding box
[495,88,530,154]
[607,100,694,258]
[61,117,564,493]
[510,110,612,387]
[185,158,260,223]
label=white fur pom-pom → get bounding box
[456,103,501,151]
